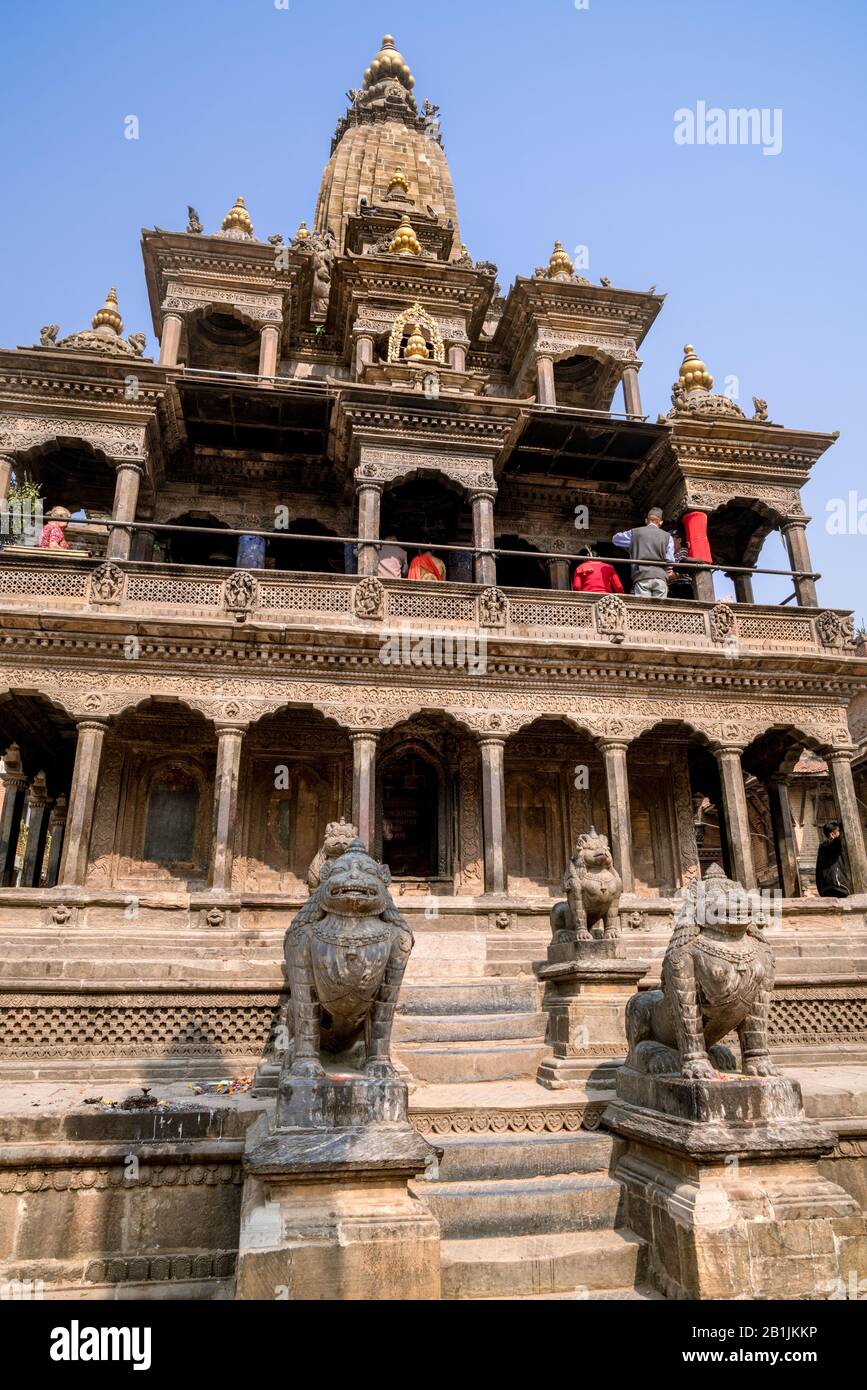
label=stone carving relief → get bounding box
[353,577,385,620]
[162,283,283,327]
[534,330,638,365]
[90,562,125,605]
[595,594,626,644]
[356,449,496,492]
[816,611,855,650]
[710,601,737,644]
[224,571,257,613]
[479,587,507,627]
[0,414,147,460]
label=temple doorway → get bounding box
[380,752,438,878]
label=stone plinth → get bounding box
[536,938,650,1090]
[604,1070,867,1299]
[235,1071,441,1300]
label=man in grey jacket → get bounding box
[612,507,675,597]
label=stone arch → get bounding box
[387,303,445,364]
[495,534,549,590]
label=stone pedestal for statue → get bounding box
[235,837,441,1300]
[605,1069,867,1300]
[236,1072,440,1301]
[536,937,649,1090]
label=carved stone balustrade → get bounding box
[0,554,858,662]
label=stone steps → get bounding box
[414,1172,621,1239]
[398,978,541,1016]
[440,1228,647,1299]
[394,1010,548,1044]
[434,1130,614,1181]
[397,1037,548,1084]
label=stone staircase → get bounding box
[395,967,657,1299]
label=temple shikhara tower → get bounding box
[0,34,865,1301]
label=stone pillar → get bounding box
[768,775,802,899]
[258,324,280,382]
[0,745,28,887]
[19,772,52,888]
[600,740,634,894]
[210,724,247,893]
[536,354,556,407]
[350,732,379,851]
[471,490,497,586]
[44,795,67,888]
[479,735,508,895]
[355,482,382,577]
[546,556,571,591]
[0,454,13,506]
[692,567,715,603]
[826,750,867,895]
[621,366,642,419]
[781,519,818,607]
[730,572,754,604]
[106,460,143,561]
[159,312,184,367]
[59,719,108,886]
[714,745,756,889]
[355,334,375,379]
[448,343,467,373]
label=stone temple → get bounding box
[0,33,865,1301]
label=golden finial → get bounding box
[404,323,429,362]
[363,34,415,91]
[92,287,123,336]
[679,343,714,393]
[295,220,310,240]
[389,214,421,256]
[221,195,254,237]
[387,168,410,196]
[545,241,575,278]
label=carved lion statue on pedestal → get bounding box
[625,863,779,1080]
[550,828,623,944]
[284,839,412,1081]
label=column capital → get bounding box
[598,737,631,755]
[48,793,68,826]
[349,728,380,743]
[780,514,812,532]
[214,721,248,738]
[355,478,384,496]
[26,771,51,808]
[825,746,856,765]
[75,717,110,733]
[477,733,507,750]
[469,488,497,504]
[111,457,145,475]
[714,742,746,759]
[1,743,27,790]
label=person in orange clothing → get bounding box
[407,550,446,581]
[571,546,624,594]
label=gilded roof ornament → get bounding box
[41,287,146,359]
[403,323,430,362]
[667,343,745,420]
[363,35,415,92]
[220,195,254,240]
[546,241,575,279]
[389,215,421,256]
[387,168,410,197]
[294,220,310,241]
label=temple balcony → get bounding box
[0,552,858,662]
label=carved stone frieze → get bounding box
[595,594,626,643]
[356,447,496,491]
[816,611,855,651]
[90,563,125,605]
[353,576,385,620]
[479,587,507,627]
[682,479,806,521]
[161,283,283,326]
[534,329,638,364]
[0,413,147,461]
[223,571,257,613]
[710,602,737,644]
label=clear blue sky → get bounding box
[2,0,865,613]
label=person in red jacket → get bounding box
[571,546,624,594]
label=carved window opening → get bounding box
[495,535,549,590]
[266,517,346,576]
[143,766,200,865]
[381,477,471,582]
[165,512,234,568]
[187,310,259,374]
[380,751,439,879]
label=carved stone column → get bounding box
[258,324,280,382]
[0,454,13,506]
[44,794,68,888]
[730,572,754,605]
[781,519,818,607]
[479,735,508,895]
[621,366,643,419]
[19,772,52,888]
[106,459,143,561]
[448,343,467,373]
[159,312,184,367]
[768,775,802,899]
[600,739,634,894]
[59,719,108,886]
[0,745,28,887]
[471,491,497,586]
[350,732,379,850]
[355,482,383,577]
[210,724,247,892]
[546,556,571,591]
[714,745,756,889]
[826,750,867,895]
[536,354,556,407]
[355,334,375,379]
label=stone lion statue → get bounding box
[283,839,413,1081]
[550,827,622,944]
[624,863,778,1080]
[306,817,359,894]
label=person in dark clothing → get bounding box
[816,821,850,898]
